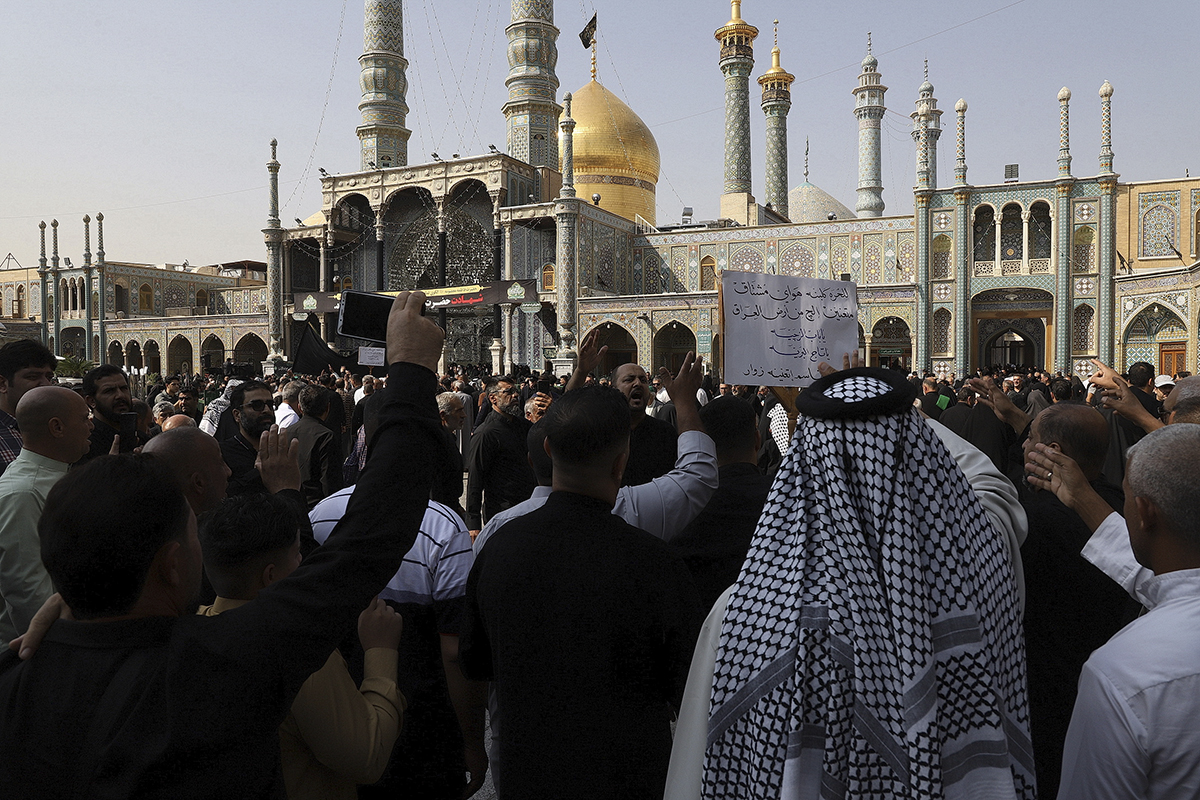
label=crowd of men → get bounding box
[0,311,1197,799]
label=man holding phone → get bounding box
[78,365,143,463]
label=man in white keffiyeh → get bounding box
[667,367,1034,800]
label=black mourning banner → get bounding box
[579,13,597,48]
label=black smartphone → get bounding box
[536,379,552,395]
[337,290,429,343]
[118,412,138,453]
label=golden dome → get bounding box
[563,78,660,225]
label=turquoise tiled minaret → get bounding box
[911,63,943,190]
[358,0,411,170]
[1098,81,1117,364]
[504,0,561,169]
[716,0,758,196]
[853,35,886,217]
[758,22,793,218]
[1054,87,1074,371]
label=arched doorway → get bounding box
[61,327,86,358]
[870,317,911,370]
[1123,303,1187,374]
[107,341,124,367]
[652,321,697,374]
[972,288,1053,370]
[144,340,162,376]
[126,341,143,369]
[168,335,193,377]
[589,323,637,376]
[234,333,268,371]
[201,334,225,373]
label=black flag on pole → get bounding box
[579,13,597,48]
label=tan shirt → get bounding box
[200,597,404,800]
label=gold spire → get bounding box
[763,20,786,75]
[590,40,597,81]
[716,0,758,45]
[730,0,743,23]
[758,19,793,89]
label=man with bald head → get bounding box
[161,414,197,432]
[0,386,93,641]
[1019,403,1141,796]
[0,339,57,475]
[143,427,231,517]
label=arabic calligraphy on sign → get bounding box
[721,270,859,388]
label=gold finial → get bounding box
[590,40,597,81]
[773,20,778,46]
[805,137,809,181]
[730,0,742,22]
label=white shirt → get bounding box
[1059,550,1200,800]
[275,402,299,430]
[1083,511,1156,607]
[472,429,719,554]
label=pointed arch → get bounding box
[931,234,952,279]
[699,255,717,290]
[932,307,952,355]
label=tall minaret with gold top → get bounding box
[716,0,758,221]
[758,21,794,219]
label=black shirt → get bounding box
[0,362,442,799]
[220,431,266,497]
[623,413,678,487]
[670,462,773,611]
[463,411,534,530]
[461,491,701,799]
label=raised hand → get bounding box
[1087,358,1121,391]
[386,291,446,372]
[256,424,301,494]
[659,352,703,405]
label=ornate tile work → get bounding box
[729,244,764,273]
[932,234,952,279]
[934,283,952,301]
[1139,191,1180,258]
[1073,304,1095,353]
[164,281,186,309]
[1075,277,1096,296]
[671,247,688,292]
[831,240,848,277]
[884,235,897,283]
[643,250,660,293]
[897,234,915,281]
[778,242,815,277]
[865,240,882,283]
[932,307,952,355]
[1073,226,1096,273]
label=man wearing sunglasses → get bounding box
[220,380,277,497]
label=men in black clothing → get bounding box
[0,291,445,799]
[1019,403,1142,798]
[176,385,202,424]
[670,396,772,611]
[461,384,701,799]
[220,379,277,497]
[78,364,144,462]
[283,385,343,509]
[614,363,677,486]
[464,376,535,535]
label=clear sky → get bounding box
[1,0,1194,268]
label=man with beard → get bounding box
[0,339,57,474]
[78,365,143,463]
[219,380,279,497]
[613,363,678,486]
[464,376,535,537]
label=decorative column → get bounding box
[954,98,968,186]
[915,191,932,372]
[910,64,942,190]
[853,35,887,217]
[1054,87,1074,372]
[1098,80,1117,365]
[758,22,793,218]
[51,220,61,355]
[489,192,505,374]
[263,139,285,361]
[502,220,515,371]
[715,0,758,219]
[96,212,106,361]
[358,0,410,170]
[954,188,972,375]
[503,0,561,168]
[82,215,94,361]
[1021,210,1031,273]
[552,93,580,373]
[37,222,49,346]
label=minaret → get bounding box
[37,221,49,346]
[853,34,886,217]
[50,219,61,355]
[358,0,411,170]
[96,212,107,357]
[503,0,561,169]
[911,61,943,190]
[263,139,284,361]
[954,98,968,185]
[1098,80,1114,174]
[82,215,94,361]
[1057,86,1072,177]
[716,0,758,218]
[758,21,794,218]
[553,93,579,369]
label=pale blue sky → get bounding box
[1,0,1194,266]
